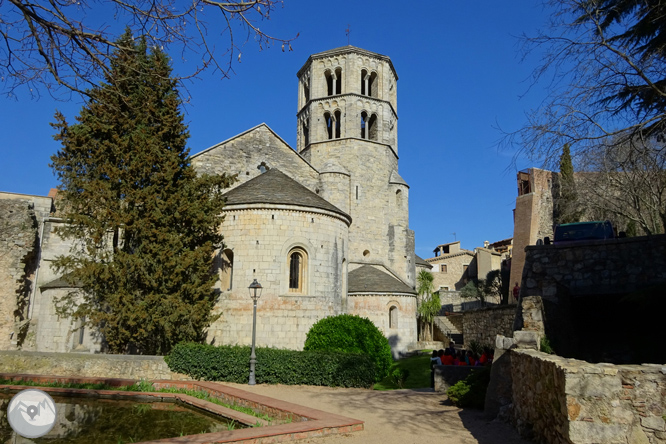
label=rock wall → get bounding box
[461,305,516,348]
[509,349,666,444]
[0,199,39,350]
[0,350,190,381]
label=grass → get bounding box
[373,353,432,390]
[0,378,278,425]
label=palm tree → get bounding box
[416,270,439,341]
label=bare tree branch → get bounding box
[0,0,296,98]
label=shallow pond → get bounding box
[0,392,243,443]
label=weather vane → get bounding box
[346,24,350,45]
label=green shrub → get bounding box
[446,366,491,409]
[165,343,375,388]
[540,336,555,354]
[303,314,393,382]
[389,368,409,388]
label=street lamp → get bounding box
[248,279,262,385]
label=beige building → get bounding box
[0,45,419,356]
[424,241,504,310]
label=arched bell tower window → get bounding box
[361,70,377,97]
[369,72,378,97]
[368,114,378,141]
[324,112,333,140]
[288,247,308,293]
[361,111,368,139]
[302,118,310,146]
[334,110,341,138]
[325,68,342,96]
[335,67,342,95]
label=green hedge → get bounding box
[165,343,376,388]
[303,314,392,382]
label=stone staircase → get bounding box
[433,316,463,347]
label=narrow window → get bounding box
[440,264,447,273]
[304,82,310,102]
[369,72,378,97]
[302,119,309,146]
[325,70,334,96]
[368,114,378,141]
[221,249,234,291]
[324,112,333,140]
[288,248,307,293]
[396,189,402,206]
[335,67,342,95]
[389,306,398,329]
[334,110,341,138]
[356,185,359,200]
[361,69,368,95]
[361,112,368,139]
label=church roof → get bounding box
[40,273,81,289]
[389,170,408,187]
[348,265,416,294]
[224,169,351,222]
[415,255,432,268]
[297,45,398,79]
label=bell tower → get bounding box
[296,46,398,157]
[295,46,414,288]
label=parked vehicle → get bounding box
[544,221,616,245]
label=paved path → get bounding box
[224,383,532,444]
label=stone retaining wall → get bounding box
[461,305,516,348]
[0,351,191,381]
[433,365,477,392]
[501,348,666,444]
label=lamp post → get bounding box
[248,279,262,385]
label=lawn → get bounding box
[373,353,432,390]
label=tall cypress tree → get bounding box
[50,31,233,355]
[557,143,580,224]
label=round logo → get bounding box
[7,389,57,438]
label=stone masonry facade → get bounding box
[0,46,419,356]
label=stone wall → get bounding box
[347,293,417,357]
[461,305,516,348]
[0,198,39,350]
[208,206,349,351]
[507,349,666,444]
[522,235,666,300]
[519,235,666,362]
[0,350,191,380]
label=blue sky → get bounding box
[0,1,553,259]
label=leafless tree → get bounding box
[576,138,666,235]
[1,0,296,97]
[505,0,666,167]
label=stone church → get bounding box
[0,46,419,356]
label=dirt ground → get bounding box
[224,383,532,444]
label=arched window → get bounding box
[220,249,234,291]
[369,72,378,97]
[396,189,402,206]
[288,247,308,293]
[361,69,368,95]
[334,110,341,138]
[361,111,368,139]
[335,67,342,95]
[368,114,378,141]
[302,119,309,146]
[389,306,398,329]
[324,112,333,140]
[325,70,334,96]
